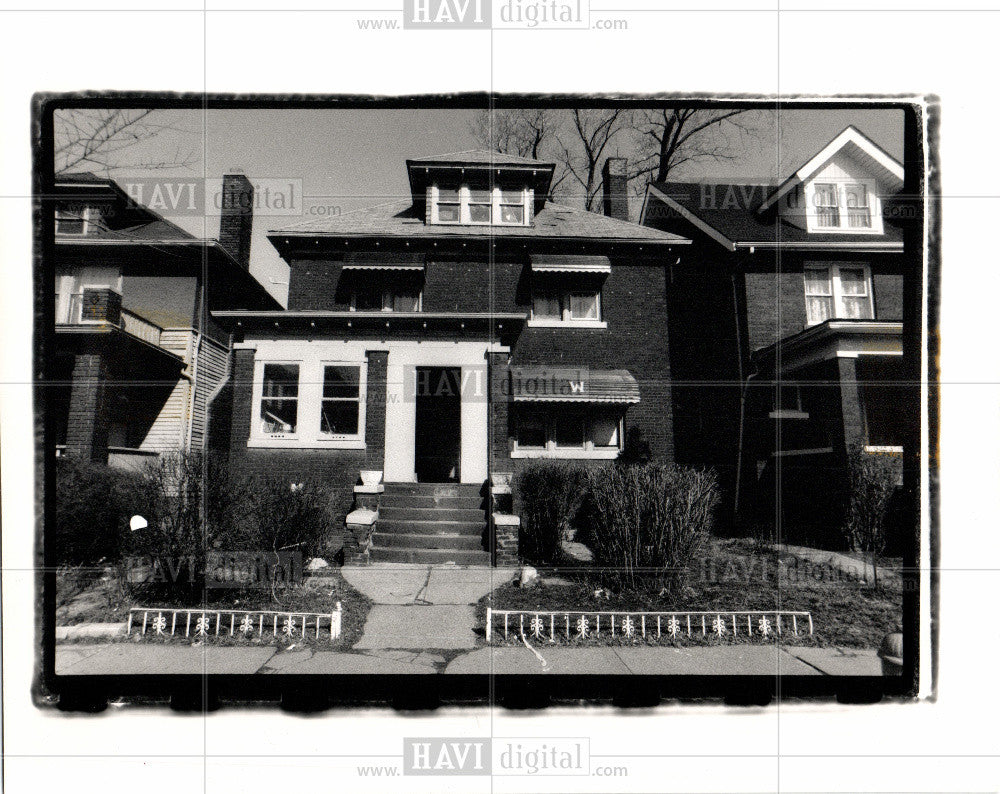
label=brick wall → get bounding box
[64,348,110,463]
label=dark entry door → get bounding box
[414,366,461,482]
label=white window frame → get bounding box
[528,285,606,328]
[803,263,875,326]
[430,184,530,227]
[317,362,367,443]
[56,205,91,236]
[511,409,623,459]
[805,179,883,234]
[249,358,367,449]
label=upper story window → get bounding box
[530,287,603,327]
[806,180,882,234]
[431,185,530,226]
[350,281,421,312]
[55,205,92,235]
[804,263,874,325]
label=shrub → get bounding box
[514,461,587,565]
[57,451,338,603]
[584,463,720,592]
[842,446,899,589]
[54,457,153,565]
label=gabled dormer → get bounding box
[405,150,556,228]
[759,126,904,236]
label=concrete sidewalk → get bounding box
[55,642,881,676]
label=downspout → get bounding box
[732,269,751,524]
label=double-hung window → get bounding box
[530,286,604,327]
[252,358,367,447]
[436,187,462,224]
[320,365,362,438]
[55,206,90,235]
[259,363,300,436]
[808,180,880,232]
[351,281,421,312]
[804,263,874,325]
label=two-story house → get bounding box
[49,172,281,469]
[212,151,689,564]
[639,126,911,546]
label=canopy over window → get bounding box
[342,252,425,270]
[510,367,640,404]
[529,254,611,274]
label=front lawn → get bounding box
[479,538,902,649]
[56,567,371,649]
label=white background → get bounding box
[1,1,997,792]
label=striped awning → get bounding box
[342,252,425,270]
[530,254,611,274]
[510,367,640,404]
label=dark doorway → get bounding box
[414,366,461,482]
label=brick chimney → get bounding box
[601,157,629,222]
[219,172,253,270]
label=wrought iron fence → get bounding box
[486,608,813,643]
[127,604,343,641]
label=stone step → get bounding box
[380,493,485,510]
[377,519,485,536]
[383,482,484,498]
[369,546,492,565]
[380,505,486,522]
[374,532,485,551]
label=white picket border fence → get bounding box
[486,608,812,643]
[127,604,342,641]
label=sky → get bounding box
[56,106,904,307]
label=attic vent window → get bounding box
[430,185,529,227]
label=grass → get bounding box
[478,538,902,649]
[55,567,371,649]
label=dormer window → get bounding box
[806,180,881,233]
[55,206,91,235]
[430,185,530,226]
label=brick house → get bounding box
[50,172,280,469]
[639,126,910,545]
[212,151,689,564]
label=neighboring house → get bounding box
[212,151,689,564]
[639,126,912,545]
[49,172,281,470]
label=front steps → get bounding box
[369,482,491,565]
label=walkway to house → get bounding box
[342,564,518,651]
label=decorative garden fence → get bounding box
[127,604,342,641]
[486,608,813,643]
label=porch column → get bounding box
[364,349,389,470]
[837,356,866,451]
[64,348,111,464]
[487,350,511,472]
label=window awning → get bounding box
[529,254,611,274]
[342,252,425,271]
[510,367,640,404]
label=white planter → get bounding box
[359,470,383,487]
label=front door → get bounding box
[414,366,461,482]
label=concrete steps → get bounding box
[369,482,490,565]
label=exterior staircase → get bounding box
[369,482,491,564]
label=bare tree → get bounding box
[470,108,555,160]
[54,109,197,175]
[629,108,768,183]
[555,109,631,211]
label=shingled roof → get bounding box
[647,181,904,248]
[269,199,687,244]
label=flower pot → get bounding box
[359,470,383,487]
